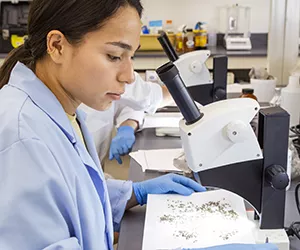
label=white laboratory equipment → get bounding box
[221,4,252,50]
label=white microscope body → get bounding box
[179,98,289,250]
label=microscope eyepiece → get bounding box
[156,62,203,125]
[157,31,179,62]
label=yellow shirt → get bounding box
[66,113,86,147]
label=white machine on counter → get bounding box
[221,4,252,50]
[280,75,300,127]
[156,61,290,250]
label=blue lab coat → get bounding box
[0,62,132,249]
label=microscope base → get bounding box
[247,211,289,250]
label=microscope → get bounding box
[156,46,290,250]
[155,32,228,137]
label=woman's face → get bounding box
[56,6,141,111]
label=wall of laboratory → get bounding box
[141,0,270,33]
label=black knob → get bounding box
[265,165,289,190]
[214,88,226,101]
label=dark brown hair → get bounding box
[0,0,143,88]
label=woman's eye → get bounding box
[107,55,121,62]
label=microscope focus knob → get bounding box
[190,60,202,73]
[265,165,289,190]
[226,120,248,143]
[214,88,226,101]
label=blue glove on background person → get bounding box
[109,125,135,164]
[183,243,278,250]
[132,173,206,205]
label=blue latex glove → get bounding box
[132,173,206,205]
[109,125,135,164]
[183,243,278,250]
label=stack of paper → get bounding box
[130,149,183,173]
[143,101,203,129]
[142,190,256,250]
[143,113,182,129]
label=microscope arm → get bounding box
[180,98,262,172]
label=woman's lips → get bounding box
[106,93,122,100]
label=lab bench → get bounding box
[133,46,270,83]
[133,46,268,71]
[117,128,300,250]
[134,33,270,71]
[134,44,300,83]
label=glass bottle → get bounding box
[240,88,258,101]
[183,28,195,52]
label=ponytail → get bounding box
[0,44,34,89]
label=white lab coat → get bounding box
[120,72,163,114]
[80,72,163,163]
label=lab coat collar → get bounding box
[9,62,102,175]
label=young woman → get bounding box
[0,1,276,250]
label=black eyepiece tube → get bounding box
[156,62,203,125]
[157,31,179,62]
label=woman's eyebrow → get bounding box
[106,41,132,51]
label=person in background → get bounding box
[80,95,145,166]
[80,71,172,166]
[0,0,277,250]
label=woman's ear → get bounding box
[46,30,70,64]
